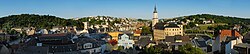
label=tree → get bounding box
[140,46,163,54]
[8,30,18,35]
[178,43,204,54]
[137,19,148,22]
[185,22,196,29]
[214,25,230,30]
[141,26,152,34]
[207,26,214,30]
[0,14,67,29]
[117,46,124,51]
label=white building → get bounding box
[212,30,243,53]
[117,34,135,49]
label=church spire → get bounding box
[153,5,157,13]
[152,4,159,28]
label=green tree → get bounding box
[0,14,67,29]
[141,26,152,34]
[178,43,204,54]
[185,22,196,29]
[117,46,124,51]
[141,46,163,54]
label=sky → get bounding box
[0,0,250,19]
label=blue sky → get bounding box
[0,0,250,19]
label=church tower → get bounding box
[152,5,158,28]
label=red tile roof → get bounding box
[134,29,141,34]
[220,30,242,42]
[220,30,241,37]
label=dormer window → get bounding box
[84,43,93,49]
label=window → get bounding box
[84,43,92,49]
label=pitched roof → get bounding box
[196,41,207,47]
[220,30,241,37]
[164,26,179,28]
[109,50,126,54]
[41,33,67,37]
[134,29,141,34]
[234,43,250,48]
[201,36,211,41]
[220,30,242,42]
[137,37,151,47]
[154,23,165,30]
[165,36,190,42]
[164,24,180,28]
[153,5,157,13]
[18,46,49,54]
[165,36,175,42]
[244,31,250,40]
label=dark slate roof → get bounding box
[164,26,179,28]
[154,23,165,30]
[46,44,77,53]
[196,41,207,47]
[244,32,250,39]
[17,46,49,54]
[165,36,190,42]
[164,23,179,28]
[38,34,72,45]
[153,5,157,13]
[74,38,105,49]
[165,36,175,42]
[234,43,250,48]
[89,33,110,39]
[169,42,188,45]
[137,37,151,47]
[201,36,211,41]
[109,50,126,54]
[154,23,181,30]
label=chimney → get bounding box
[232,30,236,38]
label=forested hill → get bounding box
[183,14,250,24]
[0,14,135,29]
[1,14,250,29]
[0,14,68,29]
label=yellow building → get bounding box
[153,23,184,41]
[164,25,183,36]
[108,32,123,40]
[153,29,165,40]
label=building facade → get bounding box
[153,23,184,41]
[118,34,135,49]
[164,25,183,36]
